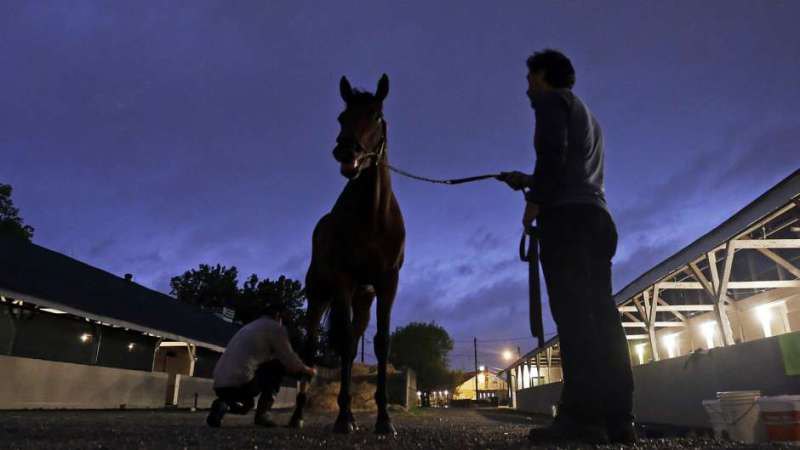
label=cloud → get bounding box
[611,120,799,290]
[612,236,684,292]
[88,238,115,258]
[466,226,503,252]
[276,252,310,280]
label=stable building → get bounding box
[0,236,242,409]
[504,169,800,427]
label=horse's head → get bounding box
[333,74,389,180]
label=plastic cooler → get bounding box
[757,396,800,443]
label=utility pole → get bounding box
[473,337,479,401]
[361,335,365,363]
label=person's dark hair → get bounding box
[526,49,575,89]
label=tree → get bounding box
[169,264,239,310]
[0,183,34,241]
[447,369,467,393]
[235,274,306,326]
[389,322,454,390]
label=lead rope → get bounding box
[370,118,500,185]
[382,163,500,185]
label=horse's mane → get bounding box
[347,89,378,105]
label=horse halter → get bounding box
[359,115,387,167]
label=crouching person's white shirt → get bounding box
[213,316,306,389]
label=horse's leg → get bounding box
[348,287,375,429]
[288,293,327,429]
[373,271,398,435]
[331,280,358,434]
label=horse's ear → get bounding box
[376,74,389,102]
[340,76,353,103]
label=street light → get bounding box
[478,365,485,372]
[502,350,513,361]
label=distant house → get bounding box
[0,236,238,379]
[453,368,508,402]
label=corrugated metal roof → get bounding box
[0,237,238,350]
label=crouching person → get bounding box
[207,303,316,428]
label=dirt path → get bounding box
[0,407,791,449]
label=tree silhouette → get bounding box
[169,264,239,310]
[389,322,454,390]
[0,183,34,241]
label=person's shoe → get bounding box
[528,415,608,445]
[254,413,278,428]
[607,419,638,444]
[206,399,228,428]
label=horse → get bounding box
[288,74,405,435]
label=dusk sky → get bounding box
[3,1,798,370]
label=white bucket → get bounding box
[718,391,764,443]
[702,399,726,439]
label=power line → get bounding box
[450,335,554,343]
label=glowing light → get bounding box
[634,343,646,365]
[701,322,717,349]
[416,391,421,397]
[478,365,485,372]
[662,333,678,358]
[756,306,773,338]
[127,343,136,351]
[444,390,448,396]
[522,365,529,389]
[502,350,513,361]
[80,333,92,343]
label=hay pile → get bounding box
[305,363,398,412]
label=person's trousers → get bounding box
[213,359,286,415]
[538,204,633,424]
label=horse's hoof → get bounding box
[347,413,360,431]
[287,417,304,429]
[375,419,397,436]
[333,418,356,434]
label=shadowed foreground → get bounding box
[0,407,794,449]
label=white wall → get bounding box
[0,354,168,409]
[0,354,299,411]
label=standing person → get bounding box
[498,49,635,445]
[206,302,317,428]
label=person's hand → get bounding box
[523,202,540,227]
[298,366,317,383]
[497,171,531,191]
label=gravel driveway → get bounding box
[0,407,794,449]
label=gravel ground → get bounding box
[0,407,795,450]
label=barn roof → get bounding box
[0,237,237,351]
[613,169,800,304]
